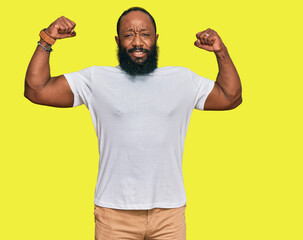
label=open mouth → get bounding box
[131,51,146,58]
[128,48,149,58]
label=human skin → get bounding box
[194,29,242,110]
[24,12,242,110]
[115,11,159,64]
[24,16,76,107]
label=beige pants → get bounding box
[94,204,186,240]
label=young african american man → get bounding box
[25,7,242,240]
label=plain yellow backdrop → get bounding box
[0,0,302,239]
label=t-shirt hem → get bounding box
[94,199,187,210]
[63,73,82,107]
[198,80,215,110]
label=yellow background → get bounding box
[1,0,302,239]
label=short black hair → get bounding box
[116,7,157,36]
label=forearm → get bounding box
[25,39,52,91]
[215,48,242,102]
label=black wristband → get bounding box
[37,41,53,52]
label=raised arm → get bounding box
[194,28,242,110]
[24,16,76,107]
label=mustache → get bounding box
[127,47,150,54]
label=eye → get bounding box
[124,34,133,38]
[142,33,150,37]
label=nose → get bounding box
[132,33,143,47]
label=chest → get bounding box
[90,75,194,117]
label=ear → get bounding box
[155,34,159,42]
[115,36,119,46]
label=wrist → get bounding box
[39,38,50,47]
[37,38,53,53]
[215,46,228,57]
[39,29,56,45]
[215,47,230,62]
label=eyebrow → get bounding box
[123,27,151,32]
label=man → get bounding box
[24,7,242,240]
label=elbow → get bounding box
[228,90,242,110]
[24,84,31,101]
[24,78,32,100]
[218,81,242,110]
[24,84,30,100]
[229,95,242,109]
[24,91,34,103]
[24,83,40,105]
[24,90,36,104]
[225,85,242,110]
[24,83,32,102]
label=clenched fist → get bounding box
[194,28,226,53]
[45,16,76,40]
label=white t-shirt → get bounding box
[64,66,215,210]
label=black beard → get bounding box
[117,43,158,76]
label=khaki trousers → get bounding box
[94,204,186,240]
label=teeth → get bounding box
[133,52,144,56]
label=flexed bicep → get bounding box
[25,75,74,108]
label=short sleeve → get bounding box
[64,67,93,107]
[188,69,215,110]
